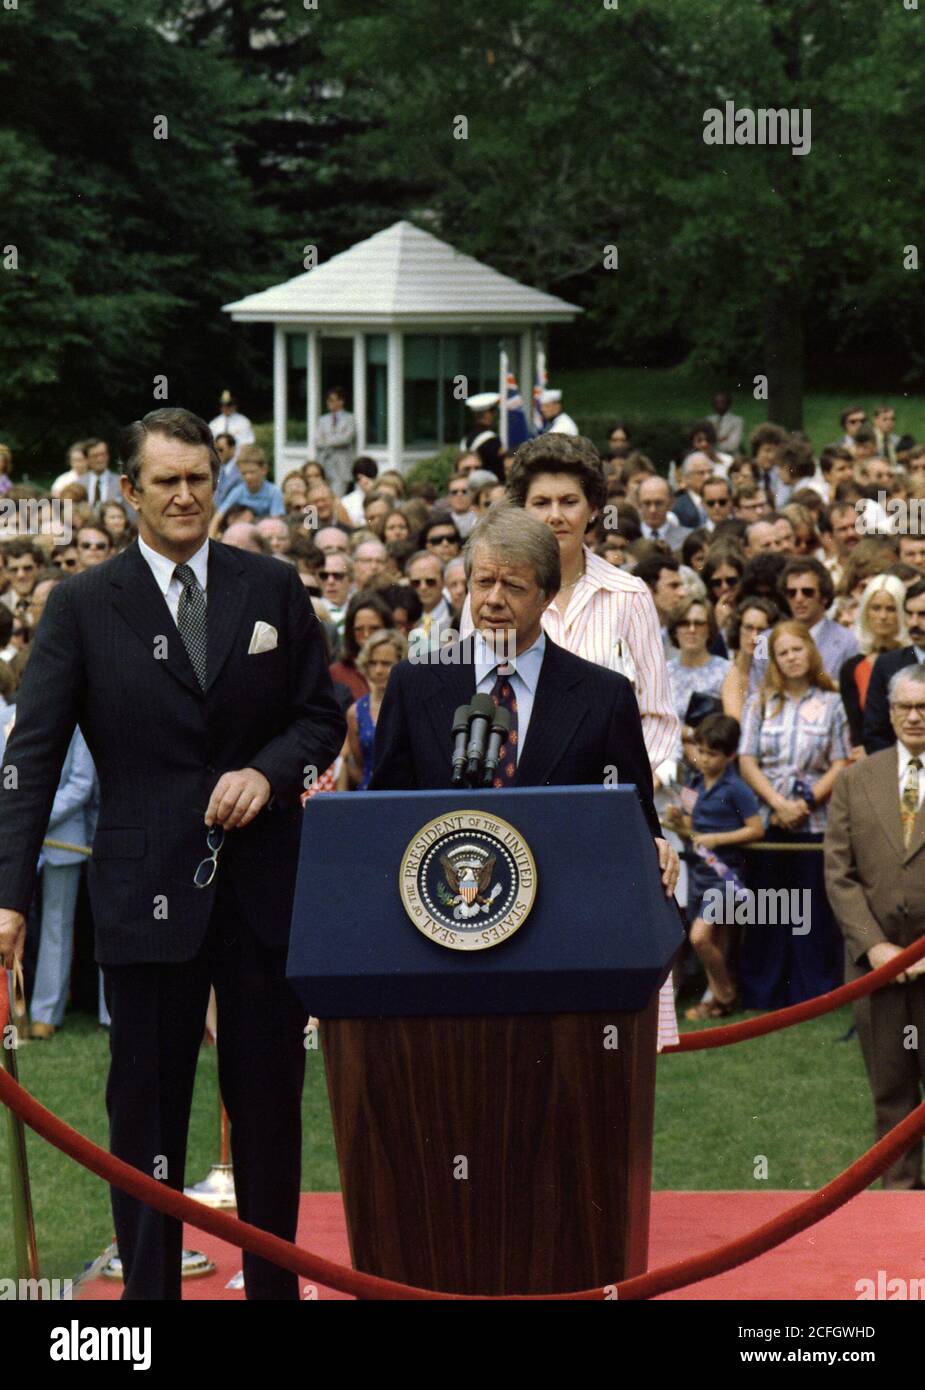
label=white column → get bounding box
[352,332,366,456]
[272,326,286,482]
[498,348,509,448]
[307,329,321,456]
[387,330,404,471]
[519,328,533,433]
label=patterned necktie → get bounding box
[901,757,922,847]
[489,669,518,788]
[174,563,207,689]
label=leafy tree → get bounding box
[0,0,275,466]
[322,0,925,426]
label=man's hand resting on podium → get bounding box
[205,767,272,830]
[655,838,679,898]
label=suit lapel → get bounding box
[202,540,250,694]
[109,542,202,699]
[862,747,906,860]
[515,643,585,786]
[421,637,477,759]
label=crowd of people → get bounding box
[2,392,925,1186]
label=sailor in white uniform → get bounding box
[538,389,579,436]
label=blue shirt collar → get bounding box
[473,629,546,689]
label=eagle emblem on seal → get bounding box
[438,843,503,920]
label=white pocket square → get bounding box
[248,621,278,655]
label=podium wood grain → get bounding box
[322,997,658,1296]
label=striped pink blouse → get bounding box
[462,547,681,1047]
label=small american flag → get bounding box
[300,757,342,806]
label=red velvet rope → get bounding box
[3,948,925,1301]
[665,931,925,1051]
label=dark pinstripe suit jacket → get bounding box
[0,539,345,964]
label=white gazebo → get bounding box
[223,221,581,477]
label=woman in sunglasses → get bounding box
[701,547,745,654]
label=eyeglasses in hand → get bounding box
[194,824,225,888]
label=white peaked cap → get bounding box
[540,389,562,404]
[465,392,500,411]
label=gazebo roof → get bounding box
[223,221,581,327]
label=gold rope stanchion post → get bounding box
[3,963,41,1289]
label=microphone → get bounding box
[481,706,512,786]
[465,693,496,784]
[450,704,472,787]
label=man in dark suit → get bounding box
[672,452,712,531]
[0,408,345,1299]
[370,505,679,896]
[862,579,925,752]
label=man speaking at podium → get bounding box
[0,407,345,1300]
[371,504,679,898]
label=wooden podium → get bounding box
[287,787,681,1297]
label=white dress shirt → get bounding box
[897,741,925,813]
[138,533,209,625]
[472,631,546,764]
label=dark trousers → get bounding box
[854,977,925,1189]
[101,871,307,1299]
[739,832,842,1010]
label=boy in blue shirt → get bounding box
[212,445,285,527]
[667,714,764,1019]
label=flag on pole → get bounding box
[503,368,531,447]
[533,346,547,434]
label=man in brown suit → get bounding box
[824,663,925,1188]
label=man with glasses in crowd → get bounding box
[406,549,451,638]
[0,541,42,622]
[837,406,867,450]
[445,474,477,537]
[701,476,733,530]
[319,552,354,638]
[75,524,113,571]
[0,406,345,1300]
[750,557,858,687]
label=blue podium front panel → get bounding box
[287,785,683,1018]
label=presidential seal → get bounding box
[399,811,537,952]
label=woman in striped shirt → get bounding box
[461,433,681,1047]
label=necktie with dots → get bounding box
[174,563,207,689]
[901,757,922,847]
[489,669,518,788]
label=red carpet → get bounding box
[76,1190,924,1300]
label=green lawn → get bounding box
[554,364,925,454]
[1,1004,876,1284]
